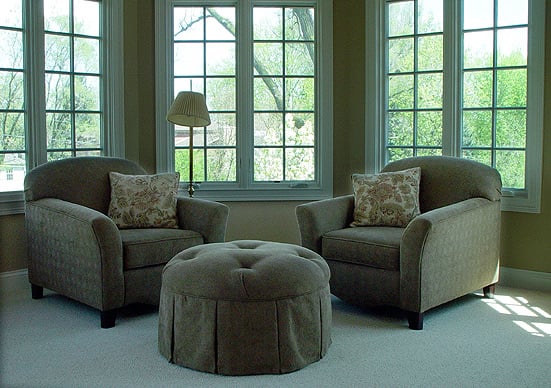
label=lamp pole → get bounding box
[166,91,210,198]
[188,126,194,197]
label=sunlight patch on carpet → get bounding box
[481,294,551,338]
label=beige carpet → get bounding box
[1,281,550,387]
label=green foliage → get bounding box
[173,6,317,184]
[1,14,101,166]
[0,29,25,155]
[386,5,529,189]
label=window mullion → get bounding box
[69,0,76,156]
[366,0,385,172]
[102,0,125,158]
[442,0,461,156]
[513,0,545,212]
[491,2,499,167]
[155,0,173,173]
[237,0,253,188]
[25,0,47,168]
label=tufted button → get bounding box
[162,239,330,301]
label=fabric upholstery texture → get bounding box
[381,156,501,212]
[296,156,502,328]
[120,228,203,270]
[24,156,229,326]
[24,156,146,214]
[158,240,332,375]
[108,172,180,229]
[323,226,403,271]
[351,167,420,227]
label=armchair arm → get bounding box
[25,198,124,311]
[295,195,355,254]
[400,198,501,313]
[176,197,229,243]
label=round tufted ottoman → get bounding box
[158,240,331,375]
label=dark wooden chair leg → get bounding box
[483,284,496,299]
[101,310,117,329]
[407,312,424,330]
[31,284,43,299]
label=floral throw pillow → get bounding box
[108,172,180,229]
[351,167,421,227]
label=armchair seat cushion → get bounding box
[121,228,203,270]
[322,226,403,271]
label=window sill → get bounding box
[3,188,539,214]
[0,192,25,215]
[501,192,541,213]
[0,186,332,216]
[184,186,333,202]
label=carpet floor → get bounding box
[1,284,550,387]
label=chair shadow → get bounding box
[330,292,484,330]
[31,289,159,327]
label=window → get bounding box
[156,0,333,200]
[44,0,103,161]
[366,0,545,212]
[172,6,237,184]
[0,0,25,193]
[0,0,123,214]
[386,0,444,159]
[460,0,530,191]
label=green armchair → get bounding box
[296,156,502,329]
[24,156,229,328]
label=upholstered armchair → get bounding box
[296,156,502,329]
[24,156,229,328]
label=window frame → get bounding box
[366,0,545,213]
[0,0,124,215]
[155,0,333,201]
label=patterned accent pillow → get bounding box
[108,172,180,229]
[351,167,421,227]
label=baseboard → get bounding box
[1,266,550,299]
[499,266,551,293]
[0,269,29,298]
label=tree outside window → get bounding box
[384,0,539,196]
[1,0,115,196]
[0,0,25,192]
[172,5,316,185]
[159,0,332,200]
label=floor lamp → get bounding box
[166,91,211,197]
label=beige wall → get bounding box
[1,0,549,274]
[123,0,156,174]
[499,2,551,273]
[0,214,26,272]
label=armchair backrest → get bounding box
[381,156,502,213]
[24,156,146,214]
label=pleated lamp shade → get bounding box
[166,91,211,127]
